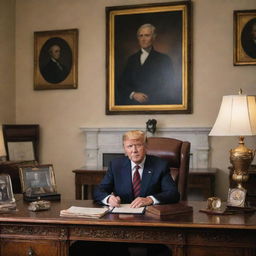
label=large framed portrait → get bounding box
[34,29,78,90]
[234,10,256,65]
[106,1,192,114]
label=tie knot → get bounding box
[135,165,140,171]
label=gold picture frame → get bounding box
[106,1,192,114]
[34,29,78,90]
[234,10,256,65]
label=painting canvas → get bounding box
[106,1,192,114]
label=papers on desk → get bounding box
[60,206,109,219]
[111,204,145,214]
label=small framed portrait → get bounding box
[106,1,192,114]
[34,29,78,90]
[19,164,57,197]
[0,174,15,204]
[234,10,256,65]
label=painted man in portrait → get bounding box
[117,24,175,105]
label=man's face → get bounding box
[137,27,154,50]
[123,138,146,164]
[50,45,61,60]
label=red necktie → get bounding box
[132,165,141,198]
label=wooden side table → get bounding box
[73,167,217,200]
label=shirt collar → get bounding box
[131,156,146,170]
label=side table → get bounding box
[73,167,217,200]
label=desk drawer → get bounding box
[0,239,59,256]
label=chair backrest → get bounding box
[146,137,191,201]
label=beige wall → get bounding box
[0,0,15,123]
[13,0,256,200]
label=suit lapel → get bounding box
[140,156,153,197]
[121,158,133,198]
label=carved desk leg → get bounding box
[171,245,186,256]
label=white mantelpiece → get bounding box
[80,127,211,169]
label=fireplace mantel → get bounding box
[80,127,211,169]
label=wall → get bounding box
[14,0,256,200]
[0,0,15,123]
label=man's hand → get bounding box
[130,197,153,208]
[132,92,148,103]
[108,195,121,207]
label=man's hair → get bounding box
[122,130,146,143]
[137,23,156,39]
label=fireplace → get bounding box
[80,127,211,169]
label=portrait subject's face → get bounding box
[137,27,154,50]
[123,138,146,164]
[49,45,61,60]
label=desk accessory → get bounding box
[111,204,145,214]
[19,164,61,201]
[209,90,256,208]
[0,174,16,212]
[28,200,51,212]
[146,202,193,216]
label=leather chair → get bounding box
[146,137,191,201]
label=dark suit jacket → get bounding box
[41,59,68,84]
[93,155,180,204]
[117,48,180,105]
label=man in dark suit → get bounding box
[94,130,179,207]
[117,24,177,105]
[70,130,179,256]
[41,44,69,83]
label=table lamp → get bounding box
[209,90,256,207]
[0,125,7,161]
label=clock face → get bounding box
[227,188,246,207]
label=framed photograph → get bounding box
[2,124,39,162]
[106,1,192,114]
[19,164,57,197]
[0,174,15,204]
[34,29,78,90]
[234,10,256,65]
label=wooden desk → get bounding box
[72,167,217,200]
[0,196,256,256]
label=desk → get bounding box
[72,167,217,200]
[0,196,256,256]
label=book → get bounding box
[111,204,145,214]
[146,202,193,216]
[60,206,109,219]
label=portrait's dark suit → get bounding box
[242,38,256,58]
[93,155,180,204]
[117,48,177,105]
[41,59,68,84]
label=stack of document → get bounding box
[60,206,109,219]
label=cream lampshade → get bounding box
[209,91,256,207]
[0,126,6,160]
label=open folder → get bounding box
[111,204,145,214]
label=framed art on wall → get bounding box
[34,28,78,90]
[106,1,192,114]
[234,10,256,65]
